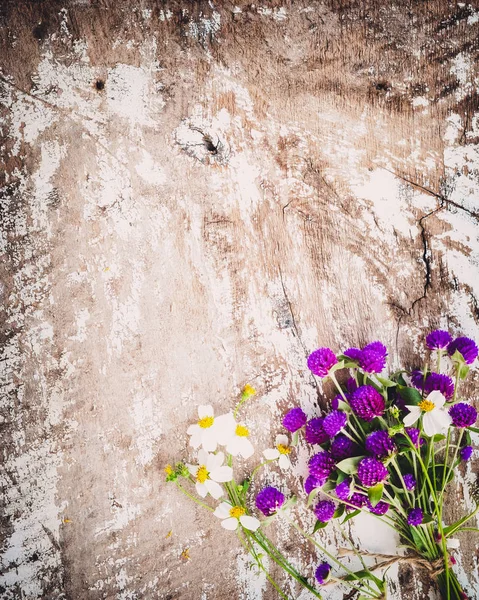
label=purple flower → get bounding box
[405,427,424,447]
[449,403,477,428]
[359,341,387,373]
[423,373,455,400]
[346,378,358,393]
[347,492,367,510]
[256,487,285,516]
[323,410,347,437]
[330,434,357,460]
[460,445,473,461]
[426,330,452,350]
[344,347,363,361]
[349,386,385,421]
[357,457,388,488]
[314,500,336,522]
[305,474,325,495]
[335,478,352,500]
[403,474,416,490]
[308,348,338,377]
[448,337,478,364]
[305,418,329,445]
[365,431,397,458]
[315,561,331,585]
[367,500,390,515]
[308,451,335,479]
[407,508,423,526]
[283,407,307,432]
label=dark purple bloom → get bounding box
[283,407,307,432]
[314,500,336,523]
[403,474,416,490]
[407,508,423,526]
[305,418,329,445]
[349,386,385,421]
[346,378,358,393]
[448,337,478,364]
[315,561,331,585]
[330,434,357,460]
[357,457,388,487]
[423,373,455,400]
[344,347,362,361]
[359,341,387,373]
[460,445,473,461]
[367,500,390,515]
[335,478,352,500]
[411,370,427,389]
[405,427,424,447]
[449,403,477,428]
[323,410,347,437]
[256,487,285,516]
[308,451,335,479]
[365,431,397,458]
[426,330,452,350]
[346,492,367,510]
[308,348,338,377]
[305,474,325,495]
[331,395,340,410]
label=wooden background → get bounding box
[1,1,479,598]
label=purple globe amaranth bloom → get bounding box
[367,500,390,515]
[448,337,478,364]
[411,370,427,389]
[315,561,331,585]
[407,508,423,526]
[403,474,416,491]
[323,410,347,437]
[346,378,358,393]
[305,474,325,495]
[256,487,285,516]
[405,427,424,447]
[365,430,397,458]
[308,348,338,377]
[449,403,478,428]
[330,434,358,460]
[359,341,387,373]
[423,373,455,400]
[344,347,363,361]
[283,407,307,432]
[346,492,367,510]
[314,500,336,523]
[349,385,385,422]
[426,329,452,350]
[305,418,329,445]
[308,451,335,479]
[335,478,352,500]
[460,445,473,461]
[357,457,388,488]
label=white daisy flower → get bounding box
[263,434,292,470]
[403,391,452,437]
[224,423,254,459]
[213,501,260,531]
[187,450,233,499]
[187,405,235,452]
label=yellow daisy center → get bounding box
[418,399,435,413]
[242,384,256,397]
[198,416,214,428]
[196,465,209,483]
[164,464,173,475]
[236,424,249,437]
[229,506,246,519]
[277,444,291,455]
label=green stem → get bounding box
[175,482,214,512]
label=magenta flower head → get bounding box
[305,474,325,495]
[347,492,367,510]
[411,370,427,389]
[335,478,352,500]
[449,403,477,428]
[349,385,385,421]
[315,561,331,585]
[460,445,473,461]
[423,373,455,400]
[403,474,416,490]
[308,451,335,479]
[307,347,338,377]
[314,500,336,523]
[407,508,423,526]
[404,427,424,447]
[448,337,478,364]
[305,418,329,445]
[426,329,452,350]
[359,341,387,373]
[322,410,347,437]
[357,457,388,487]
[365,431,397,458]
[367,500,390,515]
[283,407,307,432]
[256,487,285,516]
[344,347,362,361]
[330,434,358,460]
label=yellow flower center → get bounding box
[164,464,173,475]
[236,424,249,437]
[242,384,256,397]
[419,399,435,413]
[198,416,214,428]
[196,465,209,483]
[229,506,246,519]
[277,444,291,455]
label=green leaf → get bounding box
[376,376,397,388]
[368,482,384,507]
[336,456,365,475]
[336,471,348,485]
[329,360,345,374]
[312,519,328,533]
[420,514,434,525]
[451,349,465,364]
[291,431,300,446]
[344,569,385,590]
[281,496,297,511]
[432,434,446,443]
[467,426,479,434]
[458,364,470,380]
[307,486,321,507]
[333,504,345,519]
[322,480,336,493]
[443,508,479,537]
[260,514,277,528]
[342,509,360,524]
[397,386,422,406]
[410,527,426,552]
[337,399,351,413]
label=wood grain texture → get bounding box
[1,1,478,598]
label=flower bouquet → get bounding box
[166,331,478,599]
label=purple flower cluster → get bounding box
[335,478,352,500]
[344,341,387,373]
[283,408,307,432]
[330,434,357,459]
[307,348,338,377]
[407,508,423,526]
[255,487,285,516]
[305,418,329,445]
[449,403,477,428]
[460,446,473,461]
[448,337,478,364]
[315,562,331,585]
[323,410,347,436]
[305,475,324,495]
[426,329,452,350]
[314,500,335,522]
[411,371,454,399]
[405,427,424,447]
[403,474,416,491]
[357,458,388,487]
[309,452,335,480]
[349,386,385,421]
[367,500,390,515]
[365,431,397,458]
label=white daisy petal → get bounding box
[238,438,254,459]
[198,405,214,419]
[188,465,198,477]
[198,449,209,465]
[187,424,200,435]
[221,517,239,531]
[205,480,224,499]
[279,455,291,470]
[195,482,208,498]
[189,432,202,449]
[226,437,243,456]
[209,466,233,483]
[275,434,289,447]
[427,391,446,409]
[215,413,237,445]
[264,449,280,460]
[424,410,451,436]
[201,429,218,452]
[214,502,232,519]
[403,406,421,427]
[239,515,260,531]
